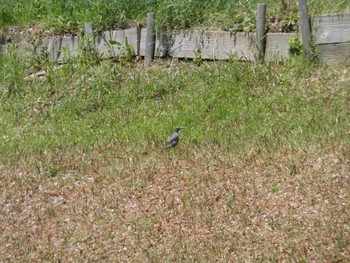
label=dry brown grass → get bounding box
[1,145,349,262]
[1,54,349,261]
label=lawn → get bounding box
[1,1,350,261]
[0,43,349,260]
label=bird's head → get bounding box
[174,127,183,133]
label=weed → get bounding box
[43,166,64,178]
[0,0,349,33]
[192,49,202,65]
[0,36,349,262]
[288,34,303,56]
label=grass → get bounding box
[0,0,350,34]
[0,52,348,162]
[0,45,349,261]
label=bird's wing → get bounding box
[166,132,179,147]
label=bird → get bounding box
[163,127,183,149]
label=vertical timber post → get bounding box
[84,22,94,50]
[298,0,311,56]
[255,3,267,62]
[145,12,155,66]
[136,23,142,58]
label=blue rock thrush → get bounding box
[164,127,183,149]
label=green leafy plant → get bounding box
[0,45,26,96]
[288,35,303,56]
[192,49,202,65]
[281,11,298,32]
[288,34,319,61]
[0,0,350,34]
[78,34,103,66]
[109,37,134,64]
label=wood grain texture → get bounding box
[44,29,138,61]
[153,30,256,61]
[95,30,125,58]
[298,0,311,53]
[124,28,138,56]
[317,42,350,64]
[145,12,156,65]
[313,13,350,44]
[2,16,349,65]
[265,33,294,61]
[256,3,267,62]
[139,28,147,56]
[47,35,80,61]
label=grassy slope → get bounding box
[0,54,349,162]
[0,48,349,261]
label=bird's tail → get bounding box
[161,143,171,151]
[162,145,169,150]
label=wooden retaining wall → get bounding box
[0,29,296,62]
[0,13,349,65]
[313,13,350,64]
[149,31,256,61]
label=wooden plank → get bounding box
[2,19,349,67]
[47,35,80,61]
[140,28,147,56]
[95,30,125,58]
[313,13,350,44]
[124,28,138,55]
[141,27,168,57]
[141,29,168,57]
[95,31,113,58]
[14,42,34,57]
[153,30,255,61]
[265,33,294,61]
[94,29,138,58]
[1,41,47,58]
[317,42,350,64]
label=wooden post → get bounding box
[84,22,94,50]
[298,0,311,56]
[255,3,267,62]
[144,12,155,66]
[136,23,142,57]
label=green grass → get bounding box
[0,49,349,261]
[0,0,349,33]
[1,3,350,261]
[0,49,349,167]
